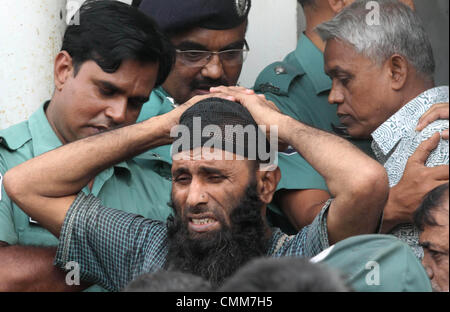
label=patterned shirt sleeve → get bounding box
[271,199,331,258]
[54,192,168,292]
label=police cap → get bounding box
[139,0,251,33]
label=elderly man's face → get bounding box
[171,148,259,237]
[162,23,247,104]
[168,147,270,286]
[324,39,398,138]
[419,197,449,292]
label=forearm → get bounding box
[280,116,388,243]
[5,114,172,199]
[3,114,174,232]
[281,115,384,197]
[0,245,88,292]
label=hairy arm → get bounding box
[0,243,87,292]
[282,117,388,244]
[211,87,389,244]
[276,189,331,230]
[3,94,225,237]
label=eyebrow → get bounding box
[94,80,149,103]
[325,66,352,77]
[419,241,447,252]
[172,166,227,177]
[175,40,246,52]
[198,166,226,176]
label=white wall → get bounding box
[0,0,299,129]
[0,0,133,130]
[0,0,67,129]
[238,0,298,88]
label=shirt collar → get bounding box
[371,86,449,156]
[28,101,131,173]
[157,86,177,108]
[294,34,332,95]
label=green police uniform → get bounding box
[312,234,432,292]
[0,102,173,291]
[254,34,374,234]
[135,86,175,179]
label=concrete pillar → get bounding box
[0,0,68,129]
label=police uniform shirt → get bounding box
[254,34,373,233]
[0,103,173,290]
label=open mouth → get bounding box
[188,215,220,233]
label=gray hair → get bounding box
[316,0,435,80]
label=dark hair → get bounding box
[62,0,174,86]
[218,257,351,292]
[122,270,212,292]
[414,183,449,231]
[298,0,316,7]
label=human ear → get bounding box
[54,51,74,91]
[328,0,353,14]
[256,167,281,204]
[387,54,408,91]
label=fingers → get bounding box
[183,93,236,108]
[441,129,449,140]
[426,164,450,181]
[416,102,449,131]
[409,132,441,164]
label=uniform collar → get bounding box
[371,86,449,156]
[28,102,131,173]
[156,86,177,108]
[294,34,332,95]
[28,101,63,157]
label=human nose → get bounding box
[201,54,225,81]
[104,98,127,125]
[328,83,345,105]
[185,177,209,207]
[422,257,434,280]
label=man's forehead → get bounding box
[324,39,373,73]
[172,148,250,170]
[170,24,247,48]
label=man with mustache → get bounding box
[0,0,174,291]
[133,0,251,170]
[3,90,395,290]
[254,0,448,236]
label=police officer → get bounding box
[253,0,429,234]
[135,0,251,169]
[0,1,174,291]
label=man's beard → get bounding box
[165,182,269,288]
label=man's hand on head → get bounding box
[416,102,449,139]
[209,86,289,150]
[163,92,237,134]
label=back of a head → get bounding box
[414,183,449,231]
[173,97,273,165]
[218,257,350,292]
[62,0,174,86]
[316,0,435,82]
[123,270,212,292]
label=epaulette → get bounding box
[254,61,304,96]
[0,121,32,151]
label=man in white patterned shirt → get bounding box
[316,0,449,258]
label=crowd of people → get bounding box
[0,0,448,292]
